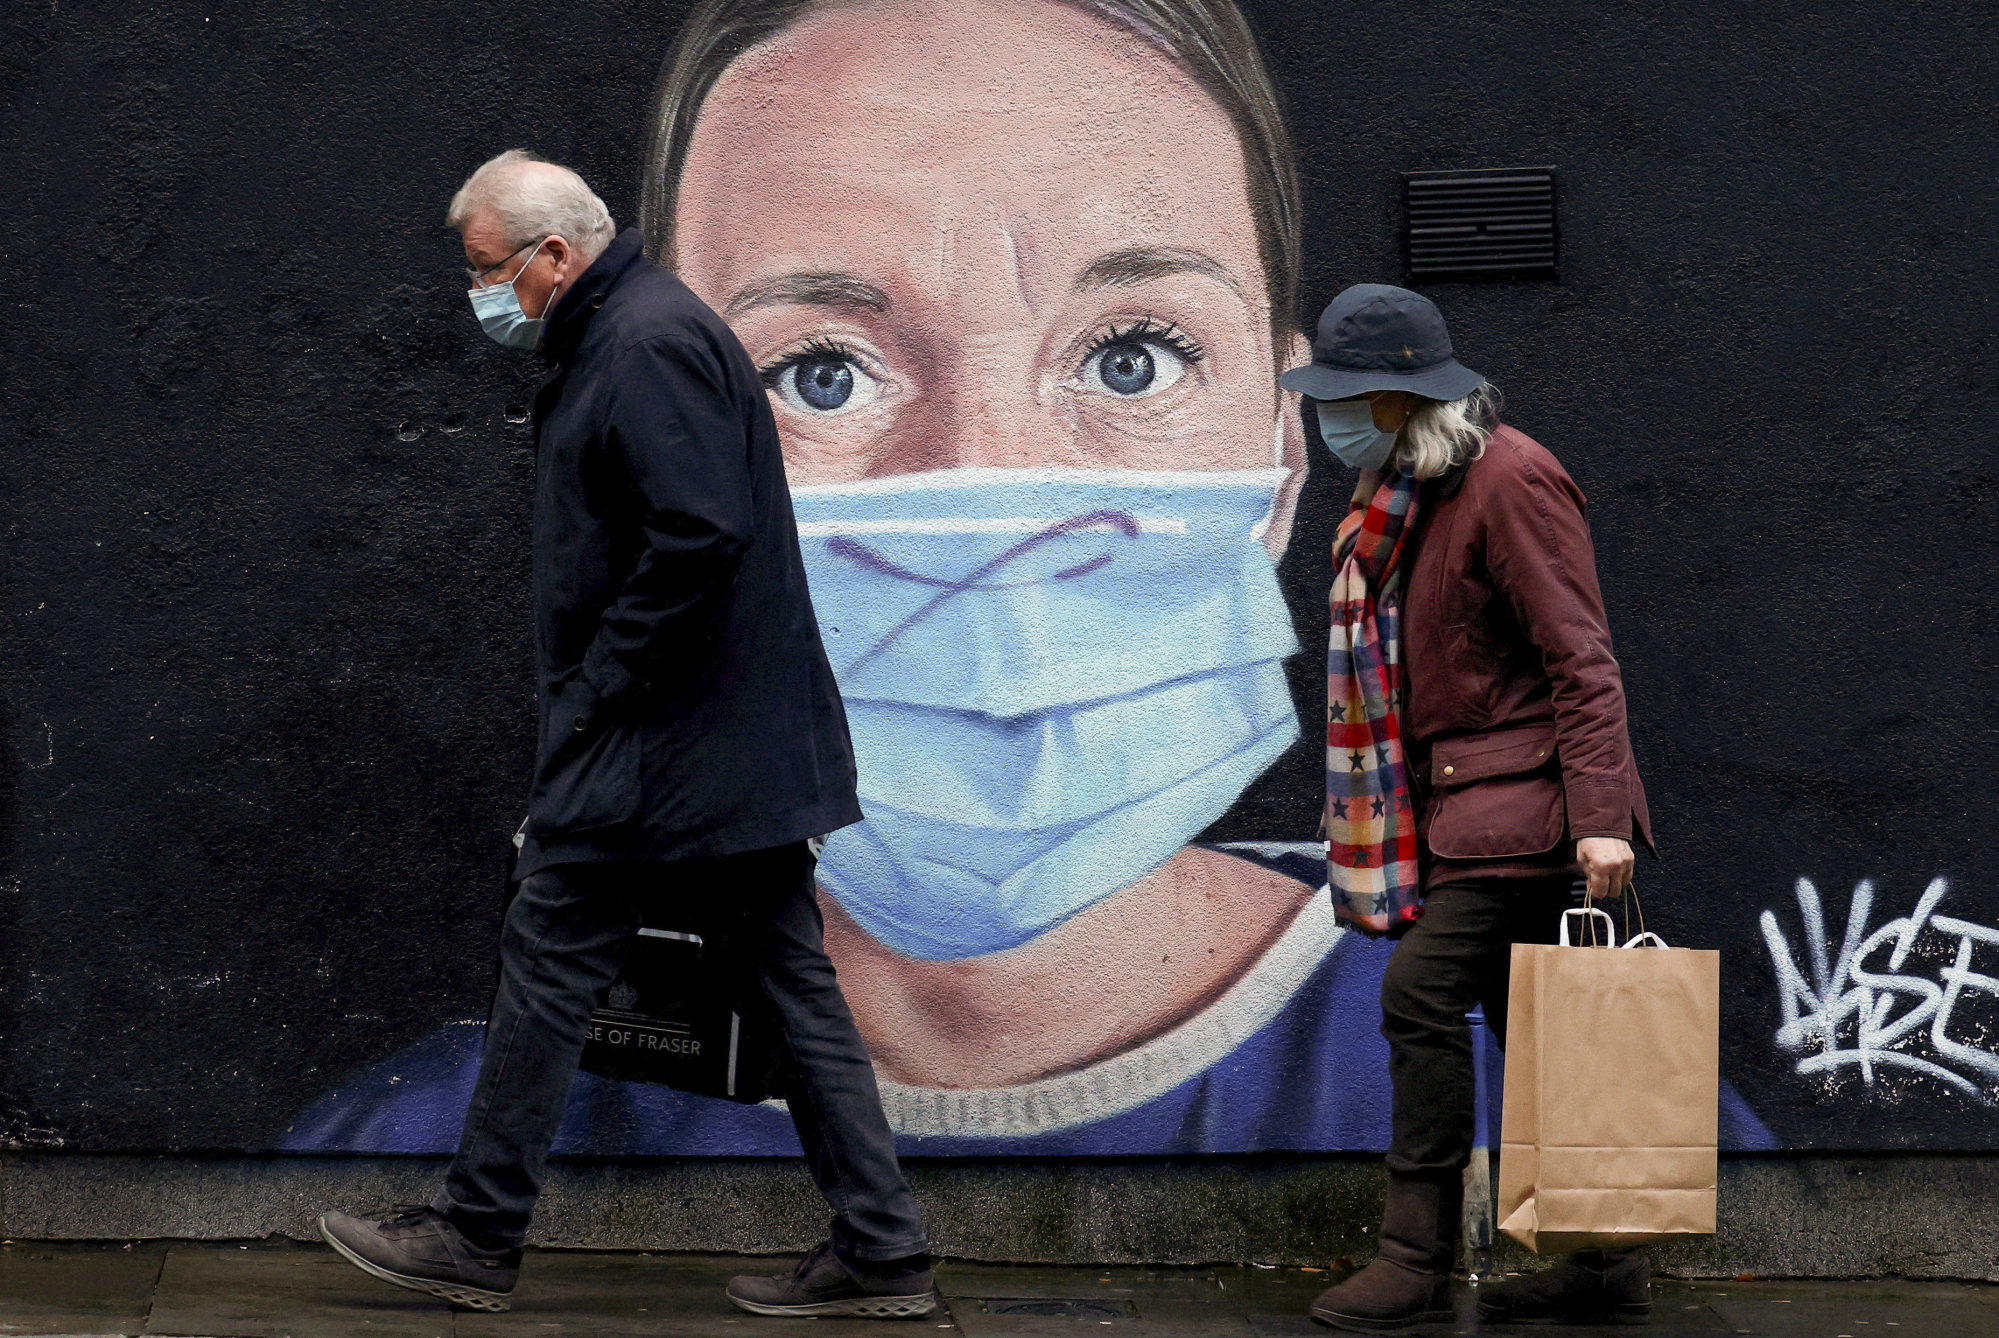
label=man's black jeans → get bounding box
[1381,874,1578,1176]
[432,841,927,1261]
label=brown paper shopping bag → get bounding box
[1496,906,1719,1254]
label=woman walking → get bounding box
[1281,285,1654,1331]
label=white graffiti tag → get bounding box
[1760,878,1999,1103]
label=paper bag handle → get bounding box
[1559,907,1617,946]
[1565,885,1673,948]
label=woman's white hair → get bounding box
[1395,383,1503,481]
[446,149,616,261]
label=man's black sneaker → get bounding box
[318,1206,520,1312]
[1477,1248,1650,1326]
[726,1241,938,1318]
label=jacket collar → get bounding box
[540,228,647,365]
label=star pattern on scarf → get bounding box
[1349,752,1366,771]
[1331,798,1349,818]
[1371,796,1386,817]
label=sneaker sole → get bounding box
[318,1214,513,1313]
[727,1290,939,1319]
[1309,1304,1453,1332]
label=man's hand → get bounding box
[1577,836,1635,901]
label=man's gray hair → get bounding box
[447,149,616,261]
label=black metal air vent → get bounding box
[1403,167,1558,281]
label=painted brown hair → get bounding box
[637,0,1303,351]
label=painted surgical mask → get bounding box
[792,465,1302,961]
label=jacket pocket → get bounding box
[1420,721,1566,860]
[529,687,642,836]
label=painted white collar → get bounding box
[869,891,1343,1139]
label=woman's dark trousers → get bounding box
[1381,873,1575,1176]
[430,841,928,1262]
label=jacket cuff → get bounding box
[1564,775,1633,842]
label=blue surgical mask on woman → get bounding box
[792,464,1302,961]
[1316,397,1399,471]
[467,238,552,349]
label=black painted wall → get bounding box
[3,0,1996,1151]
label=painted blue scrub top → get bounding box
[283,845,1776,1155]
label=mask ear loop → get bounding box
[1249,412,1291,544]
[518,236,563,323]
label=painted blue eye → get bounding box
[1079,335,1189,399]
[792,357,854,411]
[1096,343,1155,395]
[767,349,882,417]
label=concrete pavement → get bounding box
[4,1240,1997,1338]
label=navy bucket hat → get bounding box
[1280,284,1486,402]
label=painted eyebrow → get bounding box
[1073,246,1244,298]
[724,272,891,318]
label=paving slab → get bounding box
[940,1268,1244,1338]
[0,1241,164,1338]
[1687,1277,1999,1337]
[145,1245,451,1338]
[1226,1264,1335,1318]
[949,1298,1252,1338]
[1240,1314,1320,1338]
[1641,1281,1731,1332]
[936,1265,1225,1303]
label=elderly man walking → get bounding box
[317,151,932,1317]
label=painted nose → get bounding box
[925,363,1053,470]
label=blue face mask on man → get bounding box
[1315,397,1399,471]
[466,237,552,349]
[791,464,1302,962]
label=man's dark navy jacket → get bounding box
[515,228,861,875]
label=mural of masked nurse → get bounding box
[665,0,1371,1154]
[289,0,1769,1157]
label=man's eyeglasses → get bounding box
[465,237,546,288]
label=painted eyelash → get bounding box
[1084,318,1207,365]
[759,337,863,389]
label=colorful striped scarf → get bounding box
[1326,470,1425,935]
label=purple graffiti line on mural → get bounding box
[1760,876,1999,1103]
[826,509,1141,675]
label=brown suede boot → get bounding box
[1309,1171,1459,1332]
[1477,1248,1650,1325]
